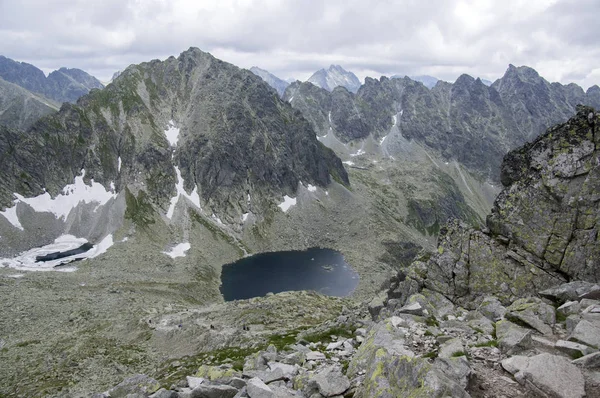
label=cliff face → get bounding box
[398,106,599,306]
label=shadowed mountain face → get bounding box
[285,65,599,182]
[0,48,348,223]
[249,67,290,97]
[0,56,104,103]
[0,77,59,130]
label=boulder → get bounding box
[557,301,581,316]
[478,296,507,321]
[555,340,595,357]
[568,319,600,348]
[150,389,179,398]
[397,302,425,316]
[496,320,532,355]
[433,357,472,389]
[305,351,325,361]
[540,282,600,303]
[246,378,274,398]
[189,384,238,398]
[108,374,161,398]
[502,353,585,398]
[438,338,465,359]
[506,297,555,335]
[187,376,206,389]
[572,352,600,368]
[310,366,350,397]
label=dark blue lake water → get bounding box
[220,248,359,301]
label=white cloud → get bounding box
[0,0,597,89]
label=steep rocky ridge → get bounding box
[391,106,599,307]
[0,77,59,130]
[249,66,290,97]
[0,47,348,233]
[285,65,599,184]
[0,55,104,103]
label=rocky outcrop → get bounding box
[391,106,599,306]
[0,55,103,103]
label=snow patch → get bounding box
[164,120,180,146]
[162,243,190,259]
[307,184,317,192]
[328,111,332,123]
[0,206,23,230]
[211,214,223,225]
[379,135,389,145]
[392,115,397,126]
[118,157,122,172]
[89,234,114,258]
[0,169,117,229]
[289,96,294,102]
[342,161,355,166]
[350,149,365,157]
[0,234,115,272]
[242,213,249,222]
[166,166,201,219]
[6,274,24,278]
[278,195,297,212]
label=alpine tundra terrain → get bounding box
[0,48,598,397]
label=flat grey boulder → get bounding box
[568,319,600,348]
[438,338,465,359]
[572,352,600,368]
[190,384,239,398]
[108,374,161,397]
[187,376,206,389]
[311,366,350,397]
[555,340,595,357]
[247,377,274,398]
[496,320,532,355]
[477,296,507,321]
[506,298,555,336]
[305,351,325,361]
[540,282,600,303]
[502,353,585,398]
[150,389,179,398]
[398,301,425,316]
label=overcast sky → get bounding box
[0,0,598,89]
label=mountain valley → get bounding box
[0,47,598,398]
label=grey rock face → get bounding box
[501,353,585,398]
[249,67,290,97]
[0,55,104,103]
[307,65,361,93]
[399,107,600,306]
[568,320,600,348]
[0,77,58,130]
[190,384,238,398]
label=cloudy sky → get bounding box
[0,0,598,88]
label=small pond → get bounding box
[220,248,359,301]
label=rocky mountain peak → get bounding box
[249,66,290,97]
[307,65,361,93]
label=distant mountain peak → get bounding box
[0,55,103,103]
[249,66,290,97]
[307,65,361,93]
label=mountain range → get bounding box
[0,55,104,103]
[307,64,362,93]
[284,64,600,183]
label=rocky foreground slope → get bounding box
[90,108,600,397]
